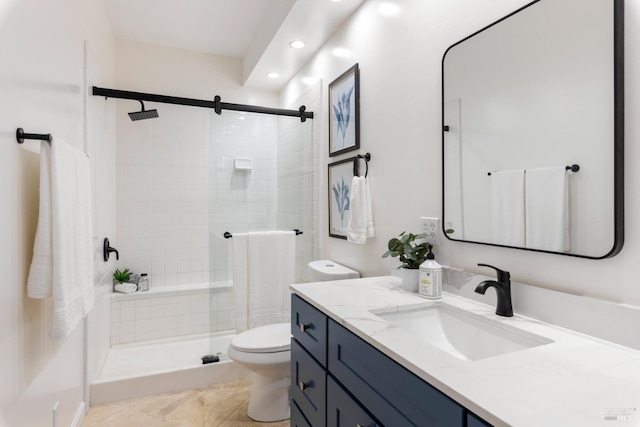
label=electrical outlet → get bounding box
[421,216,439,246]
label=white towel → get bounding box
[525,166,570,252]
[347,176,375,244]
[231,231,295,333]
[491,170,525,247]
[27,138,94,341]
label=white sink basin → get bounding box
[374,304,553,361]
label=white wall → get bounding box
[115,39,278,106]
[0,0,115,426]
[282,0,640,308]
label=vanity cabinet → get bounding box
[291,294,493,427]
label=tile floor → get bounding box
[82,379,290,426]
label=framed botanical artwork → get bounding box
[329,63,360,157]
[328,157,358,239]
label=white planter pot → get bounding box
[400,268,419,292]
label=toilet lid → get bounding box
[230,323,291,353]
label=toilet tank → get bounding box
[308,260,360,282]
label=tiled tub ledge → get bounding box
[111,281,232,302]
[110,281,234,345]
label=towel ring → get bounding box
[356,153,371,178]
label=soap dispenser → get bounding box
[419,245,442,299]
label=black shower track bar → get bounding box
[92,87,314,122]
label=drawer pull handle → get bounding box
[298,381,309,391]
[300,323,311,332]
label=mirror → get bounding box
[442,0,623,259]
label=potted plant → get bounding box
[113,268,137,293]
[382,232,430,291]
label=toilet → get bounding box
[227,260,359,422]
[308,259,360,281]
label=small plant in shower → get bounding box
[332,84,355,147]
[332,176,350,230]
[113,268,132,284]
[382,232,430,269]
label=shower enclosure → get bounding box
[93,83,321,403]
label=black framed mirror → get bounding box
[442,0,624,259]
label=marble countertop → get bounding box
[290,276,640,427]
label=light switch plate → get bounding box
[421,216,439,246]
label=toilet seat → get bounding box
[230,323,291,353]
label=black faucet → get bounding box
[475,263,513,317]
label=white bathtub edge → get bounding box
[90,360,250,406]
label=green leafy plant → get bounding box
[113,268,132,284]
[382,232,430,269]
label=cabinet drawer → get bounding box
[291,400,312,427]
[292,294,328,366]
[328,320,465,427]
[327,375,380,427]
[291,338,326,426]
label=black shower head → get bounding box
[128,100,158,121]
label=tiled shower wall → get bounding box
[115,103,278,288]
[114,102,283,344]
[207,112,278,281]
[277,81,322,282]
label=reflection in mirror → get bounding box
[442,0,623,258]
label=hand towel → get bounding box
[114,283,137,294]
[232,231,295,333]
[491,169,525,247]
[27,137,94,341]
[347,176,375,244]
[231,233,249,333]
[525,166,570,252]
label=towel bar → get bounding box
[16,128,52,144]
[224,229,303,238]
[487,164,580,176]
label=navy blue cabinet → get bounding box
[329,319,464,427]
[292,294,328,366]
[291,339,327,426]
[327,376,379,427]
[468,413,493,427]
[291,400,312,427]
[291,294,494,427]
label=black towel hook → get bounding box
[355,153,371,178]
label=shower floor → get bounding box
[91,332,250,405]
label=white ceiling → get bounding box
[103,0,365,91]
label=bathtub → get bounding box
[91,282,249,405]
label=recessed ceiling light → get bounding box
[266,72,280,79]
[289,40,305,49]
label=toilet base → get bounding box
[247,373,290,422]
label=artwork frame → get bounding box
[329,63,360,157]
[328,157,358,239]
